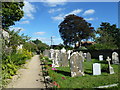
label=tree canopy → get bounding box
[59,14,94,48]
[2,2,24,29]
[95,22,120,49]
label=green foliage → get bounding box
[2,2,24,29]
[2,49,32,87]
[32,39,49,53]
[59,14,95,48]
[94,22,120,49]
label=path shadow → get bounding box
[55,70,71,76]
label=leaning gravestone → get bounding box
[93,63,101,75]
[70,52,84,77]
[112,52,119,64]
[99,55,103,61]
[86,52,91,62]
[106,56,114,74]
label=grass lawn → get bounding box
[45,59,119,88]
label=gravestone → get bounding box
[67,50,72,60]
[93,63,101,75]
[86,52,91,62]
[83,53,87,59]
[106,57,114,74]
[43,50,50,57]
[99,55,103,61]
[50,49,54,60]
[54,50,60,67]
[61,52,69,67]
[61,47,66,53]
[79,51,84,62]
[70,52,84,77]
[112,52,119,64]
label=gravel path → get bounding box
[6,55,46,88]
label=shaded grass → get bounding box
[46,59,119,88]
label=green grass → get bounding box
[46,59,119,88]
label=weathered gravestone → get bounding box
[86,52,91,62]
[43,49,50,57]
[106,57,114,74]
[70,52,84,77]
[93,63,101,75]
[53,50,60,67]
[61,52,69,67]
[79,51,84,62]
[112,52,119,64]
[50,49,54,60]
[99,55,103,61]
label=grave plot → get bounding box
[41,52,119,88]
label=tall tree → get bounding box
[96,22,120,49]
[2,2,24,29]
[59,14,94,48]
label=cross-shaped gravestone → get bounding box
[70,52,84,77]
[106,56,114,74]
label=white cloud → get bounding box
[84,18,95,21]
[83,9,95,16]
[65,9,83,16]
[48,8,64,13]
[34,32,46,35]
[52,9,82,21]
[20,20,30,24]
[44,0,67,7]
[9,27,25,32]
[23,1,36,19]
[52,14,64,21]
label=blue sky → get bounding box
[9,1,118,46]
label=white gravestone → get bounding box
[112,52,119,64]
[93,63,101,75]
[61,47,66,53]
[67,50,72,60]
[106,57,114,74]
[54,50,60,67]
[99,55,103,61]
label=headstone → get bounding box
[93,63,101,75]
[86,52,91,62]
[99,55,103,61]
[43,49,49,57]
[70,52,84,77]
[61,52,69,67]
[50,49,54,60]
[106,57,114,74]
[67,50,72,60]
[79,51,84,62]
[83,53,87,59]
[61,47,66,53]
[53,50,60,67]
[112,52,119,64]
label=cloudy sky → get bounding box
[10,0,118,45]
